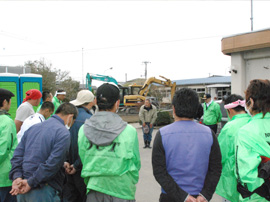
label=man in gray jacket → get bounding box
[139,98,157,148]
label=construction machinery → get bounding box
[86,73,118,91]
[86,73,129,107]
[123,75,176,108]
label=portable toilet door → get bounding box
[19,74,42,112]
[0,73,20,120]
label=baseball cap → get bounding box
[96,83,120,104]
[0,88,15,98]
[70,90,94,106]
[202,94,211,99]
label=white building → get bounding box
[222,28,270,96]
[156,75,231,103]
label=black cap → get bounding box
[0,88,15,98]
[202,94,211,99]
[96,83,120,104]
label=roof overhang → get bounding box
[222,29,270,55]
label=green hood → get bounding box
[83,111,127,146]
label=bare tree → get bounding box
[24,59,79,102]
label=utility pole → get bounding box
[142,61,151,80]
[82,48,84,85]
[251,0,253,31]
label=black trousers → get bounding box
[62,172,86,202]
[160,193,198,202]
[205,124,217,134]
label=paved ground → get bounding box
[131,123,222,202]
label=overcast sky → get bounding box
[0,1,269,85]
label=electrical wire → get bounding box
[0,34,224,57]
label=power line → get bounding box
[0,34,224,57]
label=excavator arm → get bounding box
[124,75,176,107]
[86,73,118,91]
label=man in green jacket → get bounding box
[0,88,18,202]
[36,91,53,112]
[78,83,141,202]
[235,79,270,202]
[215,94,250,202]
[52,89,66,114]
[202,94,222,134]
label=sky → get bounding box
[0,1,270,86]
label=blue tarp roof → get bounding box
[173,76,231,86]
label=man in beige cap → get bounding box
[63,90,96,202]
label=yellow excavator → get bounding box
[123,75,176,108]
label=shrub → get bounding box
[155,110,173,126]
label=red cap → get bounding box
[23,89,42,102]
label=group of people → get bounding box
[0,79,270,202]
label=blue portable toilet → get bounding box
[0,73,20,120]
[19,74,42,112]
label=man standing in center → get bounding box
[139,98,157,148]
[78,83,141,202]
[152,88,222,202]
[202,93,222,134]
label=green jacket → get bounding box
[235,112,270,202]
[52,96,62,114]
[139,104,157,124]
[0,111,18,187]
[216,113,250,201]
[78,114,141,200]
[203,101,222,125]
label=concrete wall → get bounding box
[230,47,270,96]
[222,29,270,97]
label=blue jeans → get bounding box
[17,185,60,202]
[0,186,16,202]
[142,123,154,142]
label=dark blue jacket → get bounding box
[68,107,92,170]
[10,115,70,193]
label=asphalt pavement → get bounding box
[131,123,222,202]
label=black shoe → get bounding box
[143,140,147,149]
[147,141,152,149]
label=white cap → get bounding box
[70,90,94,106]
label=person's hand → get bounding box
[19,180,31,194]
[149,123,153,128]
[142,123,146,127]
[185,195,197,202]
[196,195,207,202]
[10,178,23,195]
[64,162,70,169]
[64,162,72,173]
[66,164,76,175]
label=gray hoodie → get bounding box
[83,111,127,146]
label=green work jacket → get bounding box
[78,124,141,200]
[235,112,270,201]
[52,96,62,114]
[216,113,250,201]
[0,111,18,187]
[203,101,222,125]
